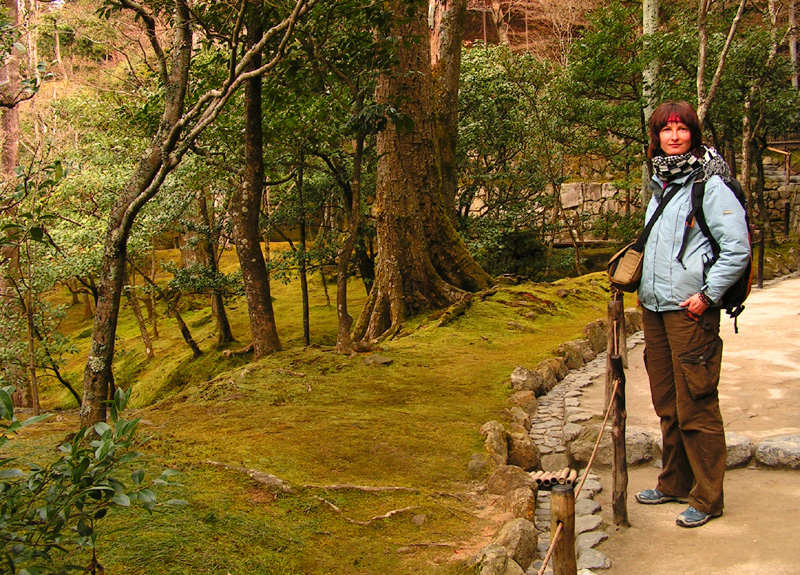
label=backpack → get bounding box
[677,177,753,333]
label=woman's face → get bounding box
[659,121,692,156]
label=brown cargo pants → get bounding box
[641,307,726,516]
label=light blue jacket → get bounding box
[638,172,750,312]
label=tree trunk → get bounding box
[489,0,510,45]
[230,11,281,358]
[790,0,798,89]
[696,0,747,124]
[353,0,492,343]
[80,2,193,426]
[752,141,773,239]
[125,273,154,360]
[430,0,466,223]
[79,0,313,424]
[297,160,310,346]
[641,0,658,206]
[197,191,235,345]
[334,129,365,352]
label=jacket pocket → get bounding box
[678,336,723,400]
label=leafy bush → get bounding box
[0,387,184,575]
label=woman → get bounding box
[634,101,750,527]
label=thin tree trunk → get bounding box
[334,128,364,352]
[696,0,747,124]
[790,0,798,89]
[197,191,235,345]
[149,250,159,338]
[642,0,659,207]
[125,270,154,360]
[297,159,310,346]
[25,242,40,414]
[231,9,281,358]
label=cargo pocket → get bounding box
[678,337,723,400]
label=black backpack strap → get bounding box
[677,180,720,267]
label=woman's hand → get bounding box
[680,292,709,319]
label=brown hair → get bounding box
[647,101,703,159]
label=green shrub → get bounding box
[0,387,184,574]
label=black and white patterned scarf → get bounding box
[652,144,732,184]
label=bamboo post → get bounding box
[610,354,630,527]
[550,484,577,575]
[605,290,626,410]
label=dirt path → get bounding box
[585,274,800,574]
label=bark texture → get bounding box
[353,0,492,343]
[430,0,466,221]
[231,12,281,358]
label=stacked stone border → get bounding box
[470,300,800,575]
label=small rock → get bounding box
[362,354,393,366]
[505,486,538,521]
[505,406,532,432]
[486,465,538,495]
[578,548,612,570]
[575,514,603,534]
[411,514,426,526]
[491,518,539,571]
[509,391,539,417]
[576,530,608,554]
[468,453,491,478]
[473,544,526,575]
[755,435,800,469]
[725,431,754,468]
[563,423,583,443]
[508,432,542,471]
[575,499,601,515]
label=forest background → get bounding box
[1,0,799,574]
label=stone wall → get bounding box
[560,165,800,238]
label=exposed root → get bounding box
[313,496,419,526]
[436,293,473,327]
[305,484,418,493]
[205,460,293,493]
[221,343,254,358]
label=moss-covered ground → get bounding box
[0,244,677,574]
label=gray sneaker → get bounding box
[635,488,686,505]
[675,506,722,528]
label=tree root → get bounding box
[222,343,254,358]
[205,460,293,493]
[305,484,418,493]
[313,496,419,526]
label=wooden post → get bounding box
[551,484,577,575]
[605,290,627,410]
[757,228,765,289]
[610,355,630,526]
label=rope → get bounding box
[535,369,623,575]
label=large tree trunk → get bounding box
[230,11,281,358]
[430,0,466,223]
[353,0,492,343]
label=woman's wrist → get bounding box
[698,291,714,307]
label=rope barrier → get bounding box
[535,369,622,575]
